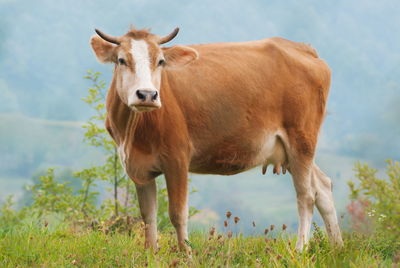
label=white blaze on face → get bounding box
[131,39,153,89]
[125,39,159,107]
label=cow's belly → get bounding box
[189,132,288,175]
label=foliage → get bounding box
[29,168,81,219]
[18,168,80,208]
[347,160,400,252]
[0,196,27,235]
[72,167,100,218]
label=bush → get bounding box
[347,160,400,252]
[0,196,27,234]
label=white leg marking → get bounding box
[312,164,343,246]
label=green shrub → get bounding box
[0,196,27,235]
[348,160,400,254]
[30,168,80,218]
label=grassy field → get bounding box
[0,221,397,267]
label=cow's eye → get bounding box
[158,59,165,67]
[118,58,126,65]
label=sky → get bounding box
[0,0,399,229]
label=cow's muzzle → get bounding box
[129,89,161,112]
[136,89,158,102]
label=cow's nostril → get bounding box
[151,91,158,101]
[136,90,146,101]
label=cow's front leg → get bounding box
[135,180,158,249]
[164,168,190,253]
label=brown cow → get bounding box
[90,26,343,252]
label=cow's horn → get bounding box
[95,29,121,45]
[158,27,180,44]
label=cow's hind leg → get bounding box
[136,180,158,249]
[164,168,190,253]
[312,164,343,246]
[289,159,315,250]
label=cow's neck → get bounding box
[106,81,167,156]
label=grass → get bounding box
[0,220,397,267]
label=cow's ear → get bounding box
[162,45,198,67]
[90,35,117,63]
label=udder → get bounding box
[257,135,289,175]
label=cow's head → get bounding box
[90,27,198,112]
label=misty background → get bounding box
[0,0,399,231]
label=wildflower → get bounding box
[209,227,216,236]
[226,211,232,219]
[234,216,240,224]
[367,209,376,217]
[378,214,387,222]
[227,231,233,238]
